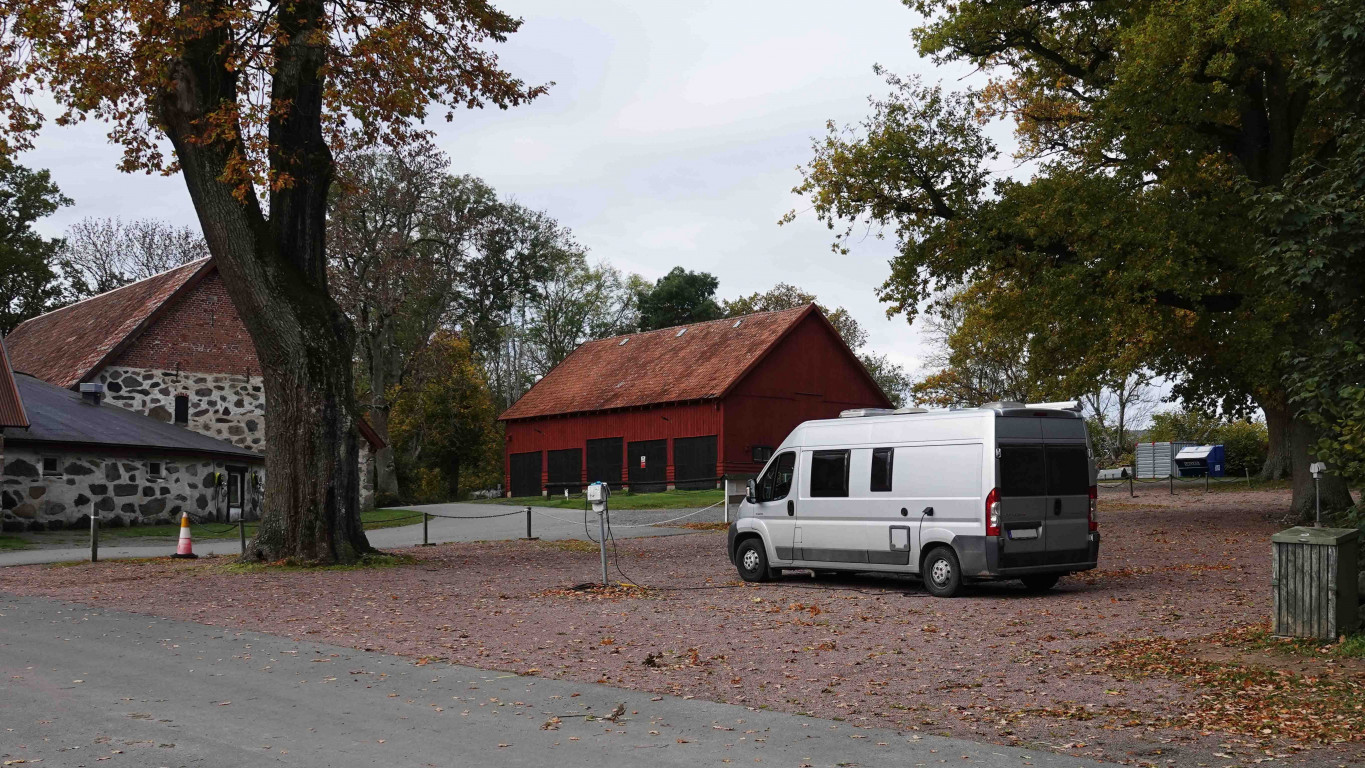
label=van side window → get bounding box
[809,450,850,498]
[758,451,796,502]
[870,447,894,492]
[999,445,1046,497]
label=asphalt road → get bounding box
[0,503,720,567]
[0,593,1105,768]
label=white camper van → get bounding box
[726,402,1100,597]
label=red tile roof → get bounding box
[4,259,213,389]
[0,338,28,428]
[500,305,823,421]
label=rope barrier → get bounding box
[605,501,725,528]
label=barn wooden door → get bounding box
[627,439,667,493]
[509,451,542,498]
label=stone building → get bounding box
[1,370,263,531]
[4,258,380,512]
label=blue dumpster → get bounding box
[1174,444,1226,477]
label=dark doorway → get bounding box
[509,451,543,498]
[627,439,667,493]
[673,435,718,489]
[586,437,623,488]
[546,448,583,494]
[226,465,246,522]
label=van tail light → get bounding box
[1088,485,1098,532]
[985,487,1001,536]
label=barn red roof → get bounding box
[5,259,213,389]
[500,305,842,421]
[0,338,28,428]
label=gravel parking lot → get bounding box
[2,487,1360,767]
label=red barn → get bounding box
[497,305,892,497]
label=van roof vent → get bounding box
[893,406,928,414]
[839,408,896,418]
[981,400,1026,410]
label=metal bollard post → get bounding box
[525,506,534,540]
[90,511,100,562]
[423,512,431,546]
[239,518,247,554]
[1129,472,1134,498]
[722,475,729,524]
[1204,472,1209,494]
[1169,473,1174,495]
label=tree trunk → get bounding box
[1287,413,1355,523]
[1260,397,1293,481]
[158,0,371,563]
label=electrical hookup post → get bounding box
[588,481,610,586]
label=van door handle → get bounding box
[1053,499,1062,516]
[787,500,794,516]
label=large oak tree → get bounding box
[795,0,1357,520]
[1,1,546,562]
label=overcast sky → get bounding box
[21,0,984,377]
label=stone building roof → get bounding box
[1,373,260,461]
[5,259,213,389]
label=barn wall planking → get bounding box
[503,402,722,493]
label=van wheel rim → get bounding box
[930,559,952,586]
[742,549,761,572]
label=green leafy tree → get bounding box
[1147,410,1269,477]
[388,331,501,502]
[1252,0,1365,512]
[635,267,722,331]
[793,1,1356,521]
[0,161,68,335]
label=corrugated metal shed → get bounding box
[0,338,28,428]
[5,259,212,388]
[2,373,259,460]
[1135,441,1194,478]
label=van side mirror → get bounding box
[746,479,757,504]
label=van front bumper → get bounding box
[965,531,1101,577]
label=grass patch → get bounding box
[1235,622,1365,660]
[0,534,31,551]
[483,488,725,511]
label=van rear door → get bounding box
[997,444,1048,565]
[1044,444,1091,559]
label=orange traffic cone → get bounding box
[171,511,198,559]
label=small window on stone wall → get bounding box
[148,460,164,478]
[174,395,189,425]
[41,457,61,476]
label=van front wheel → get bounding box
[735,539,771,583]
[922,547,962,598]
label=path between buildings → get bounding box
[0,503,724,567]
[0,593,1104,768]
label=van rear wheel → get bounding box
[734,539,771,583]
[922,547,962,598]
[1020,574,1061,592]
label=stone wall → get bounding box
[95,366,265,452]
[1,446,261,532]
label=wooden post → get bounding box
[1205,472,1209,494]
[89,511,99,563]
[423,512,430,546]
[1169,473,1174,495]
[239,518,247,554]
[1129,472,1134,498]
